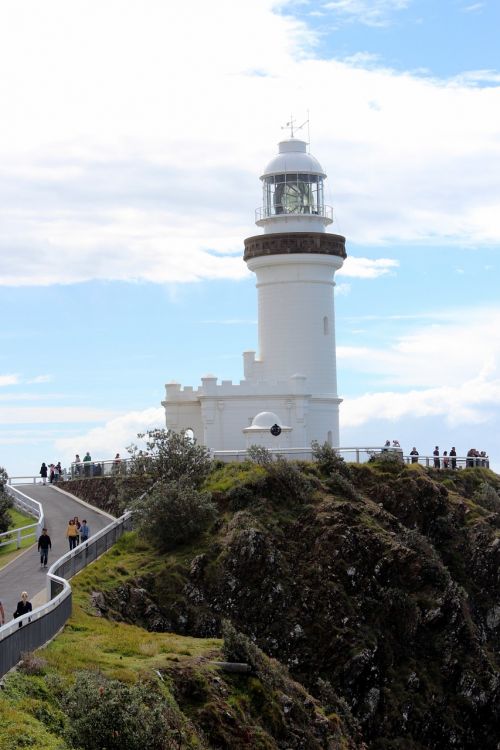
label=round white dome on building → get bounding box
[250,411,281,428]
[261,138,326,179]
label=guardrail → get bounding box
[6,449,491,489]
[2,485,44,551]
[0,509,132,679]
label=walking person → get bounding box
[37,528,52,568]
[40,462,48,485]
[49,463,55,484]
[79,519,90,543]
[66,519,78,550]
[13,592,32,620]
[53,462,60,484]
[73,516,81,545]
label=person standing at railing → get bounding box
[83,451,92,477]
[433,446,440,469]
[410,447,419,464]
[450,447,457,470]
[74,454,81,477]
[66,519,79,550]
[443,451,449,469]
[40,462,48,485]
[112,453,122,475]
[37,527,52,568]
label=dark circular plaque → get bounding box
[270,424,282,437]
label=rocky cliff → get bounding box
[92,457,500,749]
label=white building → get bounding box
[163,135,346,450]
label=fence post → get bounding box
[16,529,21,549]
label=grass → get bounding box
[0,531,222,748]
[42,532,221,681]
[0,507,38,569]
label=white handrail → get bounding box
[2,485,44,550]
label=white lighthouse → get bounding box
[163,134,346,452]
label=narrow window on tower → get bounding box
[323,316,329,335]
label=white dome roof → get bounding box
[250,411,281,428]
[261,138,326,179]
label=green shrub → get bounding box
[473,482,500,513]
[128,429,212,488]
[133,478,217,552]
[311,441,351,478]
[0,466,12,533]
[247,445,273,467]
[60,671,180,750]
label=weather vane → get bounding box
[282,114,309,138]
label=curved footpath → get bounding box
[0,484,113,623]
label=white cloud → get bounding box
[338,257,399,278]
[26,375,52,384]
[0,375,20,386]
[323,0,410,26]
[54,407,164,465]
[0,0,498,287]
[339,306,500,388]
[0,407,118,424]
[462,3,484,12]
[341,375,500,428]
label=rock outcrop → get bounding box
[97,459,500,749]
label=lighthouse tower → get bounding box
[163,134,346,451]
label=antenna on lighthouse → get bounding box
[282,115,309,139]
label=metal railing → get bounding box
[255,204,333,222]
[7,449,491,491]
[1,485,44,550]
[0,508,132,678]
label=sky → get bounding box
[1,0,499,476]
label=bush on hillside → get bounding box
[133,478,217,552]
[127,429,212,488]
[311,441,351,478]
[60,671,181,750]
[0,465,13,533]
[473,482,500,513]
[247,444,273,467]
[247,447,312,504]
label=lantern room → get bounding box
[256,137,333,233]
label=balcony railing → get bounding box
[255,204,333,222]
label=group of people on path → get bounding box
[39,462,63,485]
[73,452,93,477]
[66,517,90,550]
[0,518,92,630]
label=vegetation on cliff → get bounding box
[11,438,499,749]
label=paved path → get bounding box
[0,485,113,623]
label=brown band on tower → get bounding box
[244,232,347,262]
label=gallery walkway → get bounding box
[0,484,113,624]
